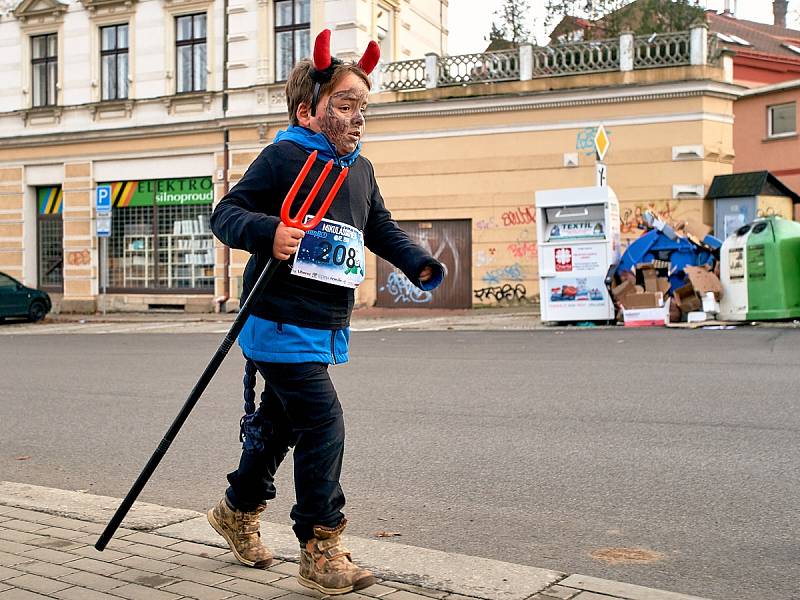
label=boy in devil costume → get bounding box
[207,30,445,594]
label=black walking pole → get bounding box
[96,152,348,551]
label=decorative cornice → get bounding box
[368,81,743,121]
[14,0,66,24]
[162,92,213,115]
[79,0,136,17]
[87,99,134,121]
[0,81,741,148]
[18,105,63,126]
[162,0,212,11]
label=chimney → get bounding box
[774,0,788,27]
[722,0,736,16]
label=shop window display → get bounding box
[105,177,214,291]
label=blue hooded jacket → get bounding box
[214,127,445,364]
[238,127,359,364]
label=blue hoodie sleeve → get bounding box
[210,146,281,254]
[363,161,445,291]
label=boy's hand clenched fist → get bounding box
[273,222,305,260]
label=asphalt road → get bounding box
[1,327,798,599]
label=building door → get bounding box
[376,219,471,308]
[37,186,64,292]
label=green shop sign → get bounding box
[102,177,213,207]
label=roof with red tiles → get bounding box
[707,11,800,63]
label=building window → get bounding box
[101,24,129,101]
[31,33,57,107]
[36,186,64,291]
[275,0,310,82]
[376,3,394,61]
[104,177,214,292]
[768,103,796,138]
[176,13,207,93]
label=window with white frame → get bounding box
[274,0,310,82]
[31,33,57,107]
[176,13,207,93]
[768,102,797,138]
[101,24,129,100]
[376,3,394,61]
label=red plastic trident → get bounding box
[280,150,349,231]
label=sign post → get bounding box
[96,185,112,314]
[594,125,610,188]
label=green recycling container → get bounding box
[746,217,800,320]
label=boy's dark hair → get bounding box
[285,59,371,126]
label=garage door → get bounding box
[376,219,472,308]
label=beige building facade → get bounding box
[0,14,741,312]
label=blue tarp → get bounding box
[616,229,721,293]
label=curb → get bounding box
[0,481,712,600]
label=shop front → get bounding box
[103,176,215,294]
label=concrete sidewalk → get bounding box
[0,482,711,600]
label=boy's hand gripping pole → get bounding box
[96,151,348,551]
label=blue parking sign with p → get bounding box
[96,185,112,213]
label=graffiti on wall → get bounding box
[381,271,433,304]
[67,250,91,266]
[473,283,528,304]
[757,206,787,218]
[576,126,612,157]
[620,201,676,235]
[501,206,535,227]
[476,217,497,230]
[475,248,496,267]
[482,263,525,284]
[507,241,537,259]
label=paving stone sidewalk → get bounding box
[0,499,709,600]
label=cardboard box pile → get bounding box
[672,265,722,323]
[611,262,723,327]
[611,264,672,327]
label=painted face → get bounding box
[315,73,369,156]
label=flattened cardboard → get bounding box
[681,220,712,242]
[621,292,664,309]
[684,265,722,300]
[611,279,636,300]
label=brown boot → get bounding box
[297,519,376,595]
[207,497,272,568]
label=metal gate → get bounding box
[375,219,472,308]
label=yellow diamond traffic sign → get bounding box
[594,125,610,161]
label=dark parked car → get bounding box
[0,271,51,322]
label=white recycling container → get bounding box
[535,186,621,323]
[719,223,752,321]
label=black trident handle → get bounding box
[95,257,282,551]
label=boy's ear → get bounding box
[296,101,313,127]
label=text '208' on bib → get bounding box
[291,217,366,288]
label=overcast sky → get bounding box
[447,0,800,54]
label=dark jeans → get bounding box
[225,361,345,543]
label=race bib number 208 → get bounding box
[290,217,366,288]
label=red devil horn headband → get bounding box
[309,29,380,116]
[357,41,381,75]
[313,29,333,72]
[312,29,380,75]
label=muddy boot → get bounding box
[207,497,272,568]
[298,519,376,595]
